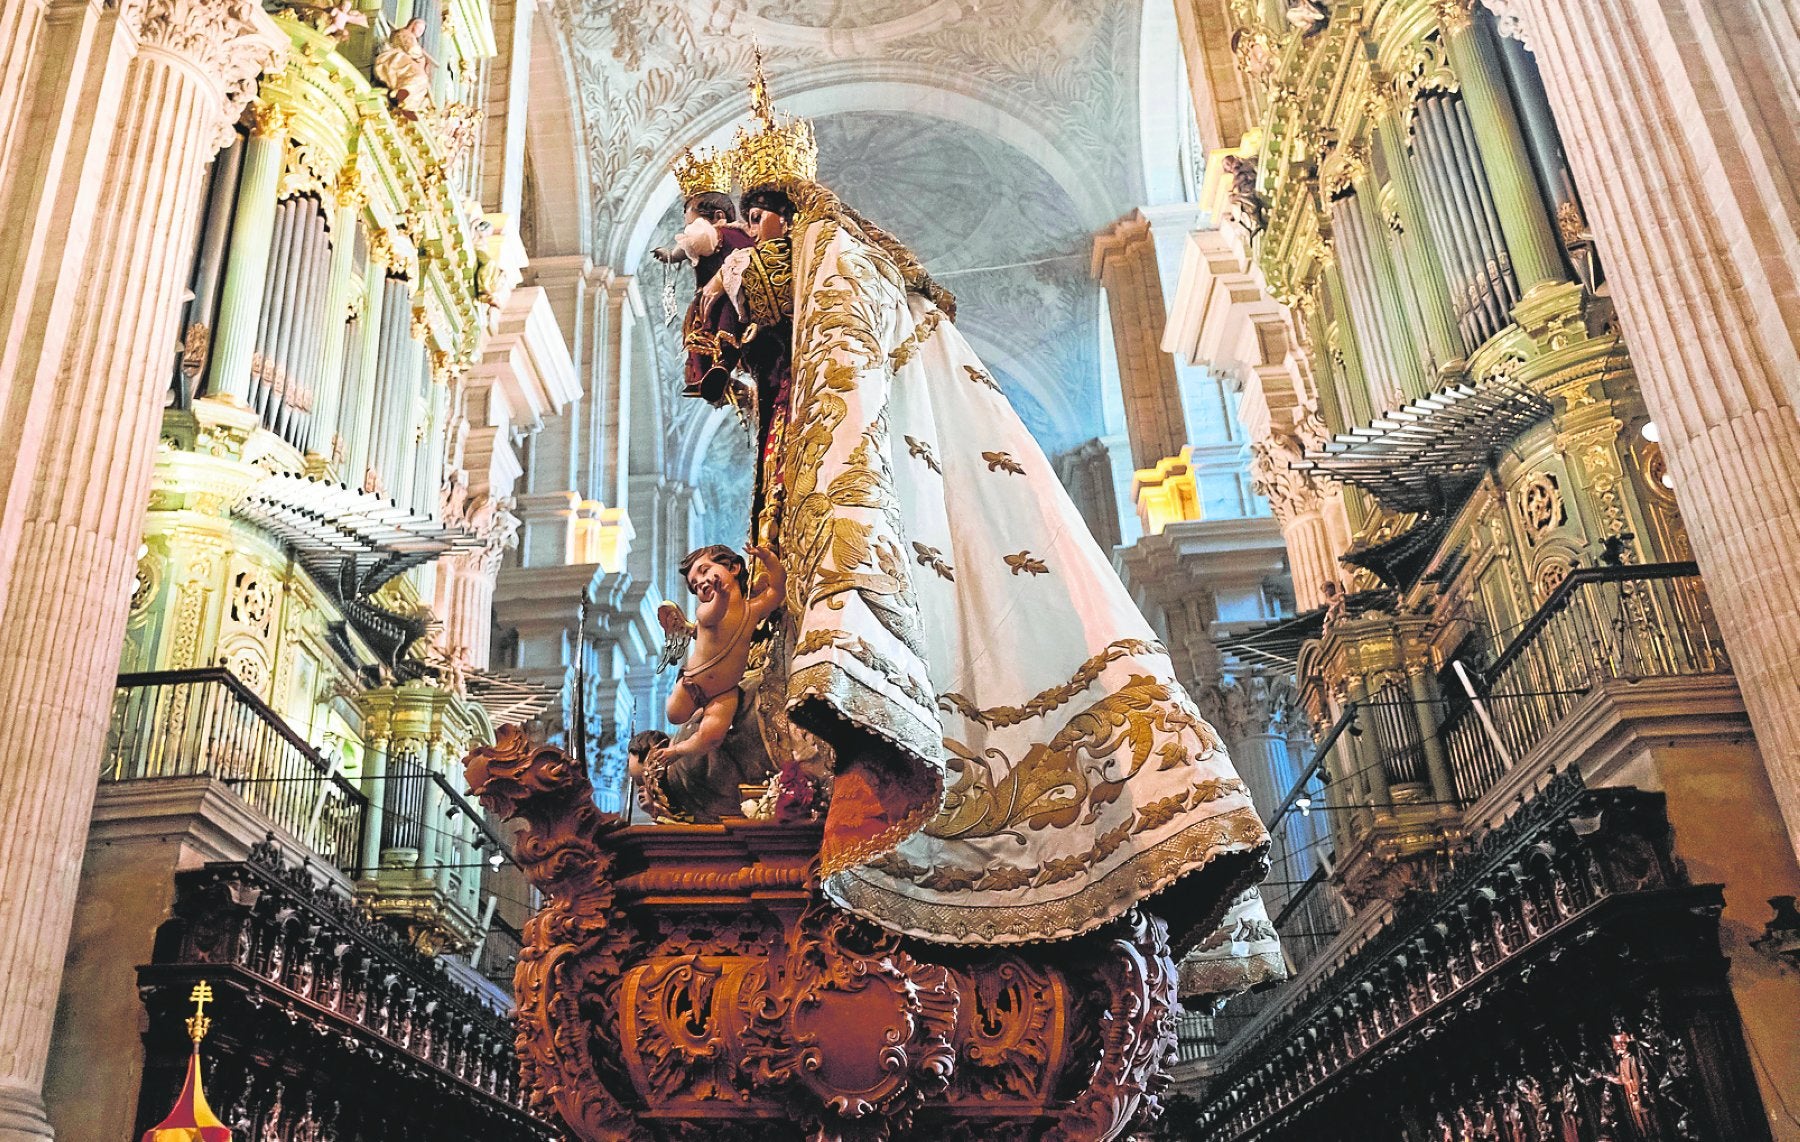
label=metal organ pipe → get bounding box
[1448,96,1519,310]
[178,136,245,403]
[307,211,363,457]
[344,262,386,487]
[264,195,310,432]
[1428,94,1514,331]
[292,205,333,448]
[251,198,295,418]
[1407,100,1482,348]
[1330,193,1403,414]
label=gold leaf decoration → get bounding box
[964,364,1002,393]
[912,542,955,582]
[982,450,1024,475]
[906,435,942,474]
[1004,550,1048,577]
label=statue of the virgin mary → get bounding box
[680,63,1284,999]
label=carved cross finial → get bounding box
[186,981,215,1043]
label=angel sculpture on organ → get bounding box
[655,55,1284,1001]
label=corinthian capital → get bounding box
[124,0,288,149]
[1250,433,1323,524]
[1218,671,1300,743]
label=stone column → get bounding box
[0,3,281,1137]
[359,734,389,879]
[1250,433,1339,612]
[1344,677,1391,813]
[204,99,286,405]
[1220,672,1300,821]
[1093,211,1188,470]
[1408,665,1457,806]
[1435,0,1568,297]
[1494,0,1800,854]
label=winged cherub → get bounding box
[655,544,785,765]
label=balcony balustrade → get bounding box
[1438,562,1727,806]
[103,668,367,871]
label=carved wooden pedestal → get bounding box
[467,727,1178,1142]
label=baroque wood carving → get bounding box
[466,725,1179,1142]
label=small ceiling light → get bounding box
[1660,470,1676,489]
[1296,796,1313,816]
[1640,421,1661,442]
[488,853,504,869]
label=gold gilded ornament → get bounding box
[671,146,733,198]
[727,47,817,191]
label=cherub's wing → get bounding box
[655,601,695,674]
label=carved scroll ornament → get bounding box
[465,726,1182,1142]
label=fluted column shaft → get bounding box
[1439,4,1568,296]
[0,3,279,1137]
[204,106,284,404]
[1504,0,1800,856]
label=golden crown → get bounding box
[672,146,733,199]
[727,49,817,191]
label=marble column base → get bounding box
[0,1082,53,1142]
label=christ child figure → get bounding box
[657,544,785,763]
[653,185,755,400]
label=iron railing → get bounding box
[1441,562,1727,805]
[104,668,367,870]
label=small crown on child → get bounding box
[672,146,734,199]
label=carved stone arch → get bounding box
[608,66,1122,268]
[524,14,592,259]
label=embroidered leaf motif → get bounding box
[982,450,1024,475]
[964,364,1001,392]
[1005,550,1049,576]
[905,435,942,474]
[912,541,955,582]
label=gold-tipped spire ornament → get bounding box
[728,47,817,191]
[142,982,231,1142]
[671,145,733,199]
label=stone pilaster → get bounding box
[1492,0,1800,858]
[0,2,282,1136]
[1093,211,1188,471]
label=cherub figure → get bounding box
[373,18,437,117]
[656,544,785,765]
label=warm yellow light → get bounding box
[1133,448,1203,536]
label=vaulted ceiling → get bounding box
[538,0,1161,469]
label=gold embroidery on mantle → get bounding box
[904,435,941,474]
[912,542,954,581]
[965,364,1002,393]
[838,804,1267,943]
[888,308,943,369]
[982,451,1024,475]
[1005,551,1049,576]
[938,637,1168,728]
[927,673,1222,842]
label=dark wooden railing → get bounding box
[104,668,367,870]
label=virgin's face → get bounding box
[746,207,788,242]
